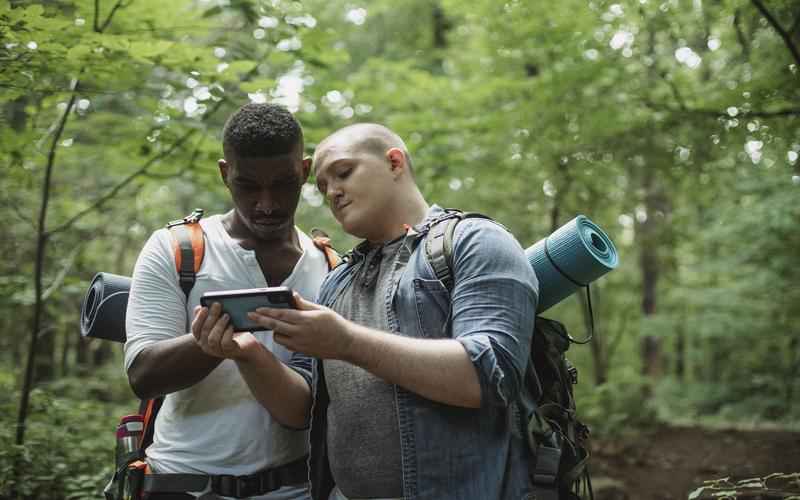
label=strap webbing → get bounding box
[425,210,493,293]
[312,236,340,270]
[142,455,308,498]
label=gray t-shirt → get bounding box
[324,237,409,499]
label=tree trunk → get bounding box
[33,323,55,382]
[60,324,72,377]
[639,170,662,379]
[675,324,685,380]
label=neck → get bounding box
[368,188,429,244]
[223,210,299,250]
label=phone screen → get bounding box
[200,287,296,332]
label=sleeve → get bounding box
[286,269,343,389]
[449,218,539,409]
[288,351,314,389]
[123,228,188,373]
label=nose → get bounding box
[254,192,279,214]
[323,183,342,205]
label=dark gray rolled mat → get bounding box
[525,215,618,313]
[80,272,131,343]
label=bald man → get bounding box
[208,124,539,500]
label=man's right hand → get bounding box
[191,303,262,361]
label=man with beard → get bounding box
[125,103,330,499]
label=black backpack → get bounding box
[424,210,594,500]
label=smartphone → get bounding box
[200,286,297,332]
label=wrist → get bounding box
[235,341,269,365]
[335,317,359,362]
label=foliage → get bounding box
[0,365,135,499]
[1,0,799,496]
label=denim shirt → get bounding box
[291,205,539,500]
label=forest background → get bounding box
[1,0,799,498]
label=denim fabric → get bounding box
[292,206,539,500]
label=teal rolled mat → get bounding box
[525,215,618,313]
[80,272,131,343]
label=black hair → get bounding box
[222,103,303,159]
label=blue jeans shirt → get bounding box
[292,206,539,500]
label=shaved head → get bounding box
[314,123,413,173]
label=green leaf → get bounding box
[239,78,275,93]
[130,40,174,59]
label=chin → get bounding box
[249,220,292,240]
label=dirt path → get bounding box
[589,425,800,499]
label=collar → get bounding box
[346,205,446,263]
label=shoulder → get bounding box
[448,214,535,283]
[451,215,523,255]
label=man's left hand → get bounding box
[248,293,355,360]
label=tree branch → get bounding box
[42,244,82,300]
[93,0,100,32]
[46,99,225,237]
[46,128,198,237]
[95,0,126,33]
[751,0,800,70]
[733,8,751,59]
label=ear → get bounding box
[386,148,407,177]
[218,159,230,187]
[302,156,312,183]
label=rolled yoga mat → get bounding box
[78,216,618,342]
[525,215,618,313]
[80,272,131,343]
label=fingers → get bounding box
[293,292,320,311]
[219,325,238,356]
[191,305,208,341]
[253,306,309,323]
[247,311,300,336]
[194,302,233,357]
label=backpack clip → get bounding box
[167,208,204,228]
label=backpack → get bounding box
[424,210,594,500]
[105,209,340,500]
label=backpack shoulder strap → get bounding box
[310,227,341,271]
[137,397,163,450]
[136,209,206,454]
[425,209,493,292]
[166,208,205,299]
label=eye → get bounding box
[234,181,258,191]
[337,167,352,180]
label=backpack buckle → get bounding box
[167,208,204,228]
[212,473,262,498]
[568,364,578,385]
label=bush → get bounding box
[0,367,135,500]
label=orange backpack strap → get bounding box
[137,397,163,450]
[133,210,206,457]
[311,230,340,270]
[166,208,206,299]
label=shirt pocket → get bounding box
[412,278,451,338]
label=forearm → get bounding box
[127,334,223,399]
[343,323,482,408]
[235,347,312,429]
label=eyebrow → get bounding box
[315,157,355,176]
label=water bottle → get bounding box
[105,415,144,500]
[115,415,144,465]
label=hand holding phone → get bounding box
[200,286,297,332]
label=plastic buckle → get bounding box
[185,208,204,224]
[166,208,204,228]
[568,365,578,385]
